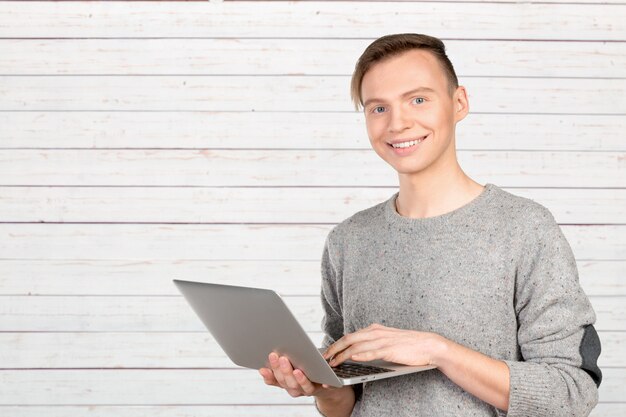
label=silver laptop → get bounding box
[173,279,435,387]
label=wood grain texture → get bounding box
[0,405,322,417]
[0,368,622,404]
[1,186,624,224]
[0,259,623,296]
[0,331,622,368]
[0,295,622,332]
[2,150,625,187]
[0,331,326,368]
[2,112,624,152]
[0,2,623,40]
[1,39,624,78]
[0,224,623,260]
[0,404,623,417]
[1,76,625,113]
[0,369,312,405]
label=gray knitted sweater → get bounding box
[319,183,601,417]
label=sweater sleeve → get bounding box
[320,231,345,350]
[317,231,364,413]
[504,206,602,417]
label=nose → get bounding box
[387,105,413,133]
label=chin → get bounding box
[386,164,426,176]
[381,156,426,172]
[396,167,428,176]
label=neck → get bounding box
[396,160,484,219]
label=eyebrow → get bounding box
[363,87,436,108]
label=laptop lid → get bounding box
[173,279,343,386]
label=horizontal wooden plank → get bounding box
[1,150,625,188]
[0,332,325,369]
[0,223,330,261]
[1,39,624,78]
[0,295,323,332]
[1,76,624,114]
[0,259,323,296]
[578,261,626,296]
[0,2,623,40]
[0,405,321,417]
[0,224,623,261]
[0,295,621,332]
[0,404,623,417]
[1,186,624,225]
[0,258,622,297]
[0,330,621,369]
[1,112,624,152]
[0,369,313,405]
[0,259,620,296]
[0,368,622,405]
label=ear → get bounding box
[453,86,469,123]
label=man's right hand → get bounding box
[258,352,342,399]
[259,352,356,417]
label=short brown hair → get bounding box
[350,33,459,111]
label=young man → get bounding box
[259,33,602,416]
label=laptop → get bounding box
[173,279,435,387]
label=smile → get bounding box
[387,135,428,149]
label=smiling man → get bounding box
[259,33,601,417]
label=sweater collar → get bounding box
[384,183,498,233]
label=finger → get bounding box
[293,368,317,396]
[330,338,389,366]
[322,343,338,360]
[286,388,302,398]
[350,347,386,362]
[259,368,278,384]
[268,352,287,386]
[323,336,350,360]
[259,368,279,386]
[279,356,301,390]
[323,326,385,360]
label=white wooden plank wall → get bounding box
[0,1,625,416]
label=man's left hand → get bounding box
[322,323,447,367]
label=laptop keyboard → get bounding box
[331,362,393,379]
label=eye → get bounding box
[371,106,385,114]
[412,97,425,104]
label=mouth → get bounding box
[387,134,429,149]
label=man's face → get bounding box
[360,49,468,177]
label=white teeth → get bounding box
[390,136,426,148]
